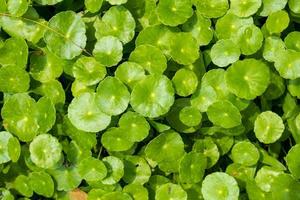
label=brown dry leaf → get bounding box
[69,189,88,200]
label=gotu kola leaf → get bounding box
[44,11,87,59]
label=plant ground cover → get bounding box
[1,0,300,199]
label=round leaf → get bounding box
[68,92,111,132]
[145,130,185,163]
[73,56,106,86]
[157,0,193,26]
[266,10,290,34]
[201,172,239,200]
[44,11,87,59]
[94,6,135,44]
[170,33,200,65]
[179,152,207,184]
[96,77,130,116]
[0,65,30,93]
[207,100,242,129]
[194,0,229,18]
[102,156,124,185]
[230,0,262,17]
[29,134,62,169]
[118,111,150,142]
[254,111,284,144]
[93,36,123,67]
[210,39,240,67]
[101,128,134,152]
[130,75,174,118]
[231,141,260,166]
[172,68,198,97]
[225,59,270,100]
[78,157,107,182]
[115,62,146,89]
[28,171,54,198]
[129,45,167,74]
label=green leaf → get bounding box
[263,36,286,62]
[231,141,260,166]
[255,166,282,192]
[179,106,202,127]
[230,0,262,17]
[207,100,242,129]
[0,131,13,164]
[101,127,134,152]
[286,144,300,179]
[135,25,175,55]
[100,191,133,200]
[145,130,185,164]
[201,172,239,200]
[226,163,256,188]
[0,37,28,68]
[211,39,240,67]
[156,183,187,200]
[274,49,300,80]
[193,137,220,168]
[266,10,290,34]
[285,31,300,52]
[33,0,63,5]
[258,0,287,16]
[182,12,213,46]
[166,99,199,133]
[7,136,21,162]
[44,11,87,59]
[28,171,54,198]
[1,93,39,142]
[0,65,30,93]
[68,92,111,132]
[225,59,270,100]
[34,80,66,105]
[118,111,150,142]
[102,156,124,185]
[254,111,284,144]
[78,157,107,182]
[123,184,149,200]
[107,0,128,5]
[288,0,300,14]
[96,77,130,116]
[238,24,264,55]
[73,56,106,86]
[115,62,146,89]
[130,75,174,118]
[172,68,198,97]
[94,6,135,44]
[216,13,253,41]
[7,0,29,17]
[36,97,56,134]
[13,175,33,197]
[48,167,82,191]
[29,49,64,82]
[123,155,151,185]
[179,152,207,184]
[194,0,229,18]
[93,36,123,67]
[129,45,167,74]
[85,0,103,13]
[157,0,193,26]
[170,33,200,65]
[270,173,300,200]
[29,134,62,169]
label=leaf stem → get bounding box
[0,12,92,56]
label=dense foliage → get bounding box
[0,0,300,199]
